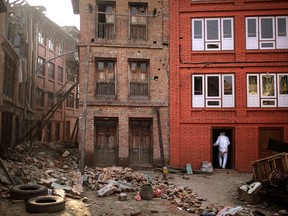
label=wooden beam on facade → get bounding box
[79,45,90,174]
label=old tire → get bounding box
[10,184,48,200]
[26,195,65,213]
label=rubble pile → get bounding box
[0,142,217,214]
[0,142,285,215]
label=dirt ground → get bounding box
[0,169,285,216]
[0,142,286,216]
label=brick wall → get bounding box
[170,0,288,171]
[78,0,170,167]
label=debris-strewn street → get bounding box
[0,142,287,215]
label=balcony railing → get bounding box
[130,82,148,96]
[95,82,115,96]
[130,24,147,40]
[97,23,114,39]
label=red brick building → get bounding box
[72,0,169,167]
[170,0,288,171]
[34,19,79,143]
[0,1,79,151]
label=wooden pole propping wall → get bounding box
[79,45,90,174]
[155,107,165,167]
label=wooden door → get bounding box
[129,119,152,165]
[259,128,283,159]
[95,119,118,165]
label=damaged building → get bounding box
[71,0,170,167]
[0,0,79,152]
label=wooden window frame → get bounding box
[129,3,147,40]
[66,93,75,108]
[37,57,45,76]
[95,59,116,97]
[3,53,16,98]
[129,60,149,98]
[47,62,55,80]
[57,66,64,83]
[96,2,115,39]
[47,92,54,107]
[36,88,45,107]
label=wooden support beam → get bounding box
[79,45,90,174]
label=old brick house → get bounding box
[170,0,288,172]
[0,0,9,150]
[0,0,28,150]
[0,1,79,151]
[72,0,169,167]
[33,16,79,143]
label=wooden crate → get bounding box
[238,187,263,205]
[252,153,288,182]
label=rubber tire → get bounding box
[26,195,65,213]
[10,184,48,200]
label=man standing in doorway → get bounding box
[213,131,230,169]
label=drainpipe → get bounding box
[155,106,165,167]
[79,45,90,174]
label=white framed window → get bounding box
[58,42,63,54]
[247,73,288,107]
[278,74,288,107]
[38,29,45,45]
[192,74,234,108]
[246,16,288,50]
[48,37,55,50]
[192,17,234,51]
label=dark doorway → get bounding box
[94,118,118,166]
[259,128,283,159]
[212,128,234,169]
[129,119,152,166]
[1,112,13,149]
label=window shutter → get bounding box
[247,74,259,107]
[276,17,288,49]
[246,18,258,50]
[222,18,234,50]
[222,75,234,107]
[192,75,204,107]
[192,19,204,51]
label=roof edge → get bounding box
[71,0,79,14]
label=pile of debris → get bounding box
[0,141,286,215]
[238,152,288,207]
[0,142,221,214]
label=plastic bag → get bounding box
[200,161,213,172]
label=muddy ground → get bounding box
[0,170,285,216]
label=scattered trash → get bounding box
[134,192,141,201]
[139,184,153,200]
[119,192,127,201]
[200,161,213,173]
[186,164,193,175]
